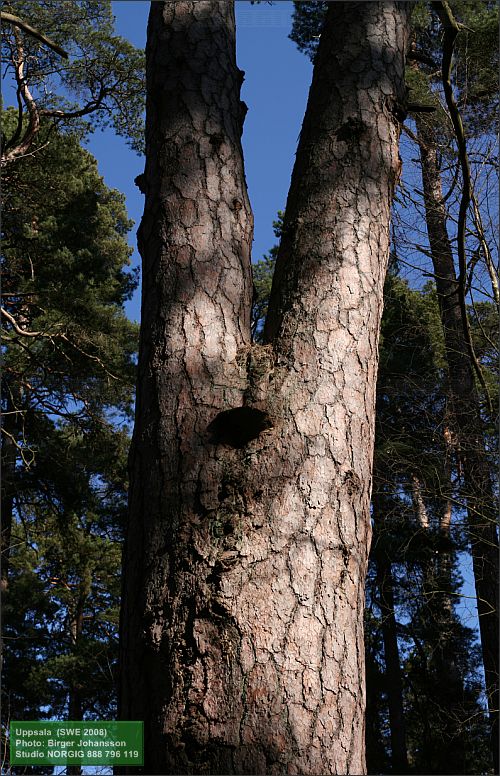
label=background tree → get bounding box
[1,0,145,164]
[373,273,491,775]
[411,7,499,759]
[1,110,138,769]
[1,107,138,580]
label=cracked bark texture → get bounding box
[119,2,410,774]
[416,117,499,772]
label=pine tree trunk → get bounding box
[119,3,409,773]
[410,474,429,530]
[416,116,499,772]
[119,4,254,771]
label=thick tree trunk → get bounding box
[120,2,253,771]
[120,2,409,774]
[416,116,499,773]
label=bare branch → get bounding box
[1,306,43,336]
[407,48,439,69]
[1,30,40,166]
[40,83,107,122]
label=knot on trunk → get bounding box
[207,406,272,449]
[335,116,367,142]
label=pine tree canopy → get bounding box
[1,0,145,163]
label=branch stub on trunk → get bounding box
[207,406,272,448]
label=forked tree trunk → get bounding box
[416,116,499,772]
[120,2,409,773]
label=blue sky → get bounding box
[86,0,313,323]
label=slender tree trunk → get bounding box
[439,427,455,617]
[68,598,84,775]
[67,597,85,776]
[372,495,409,774]
[410,474,430,530]
[120,3,409,773]
[411,467,468,772]
[365,643,389,774]
[0,435,15,592]
[375,556,409,774]
[68,598,84,720]
[1,394,18,592]
[416,117,499,772]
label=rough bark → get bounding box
[120,2,409,774]
[416,116,499,773]
[119,3,253,771]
